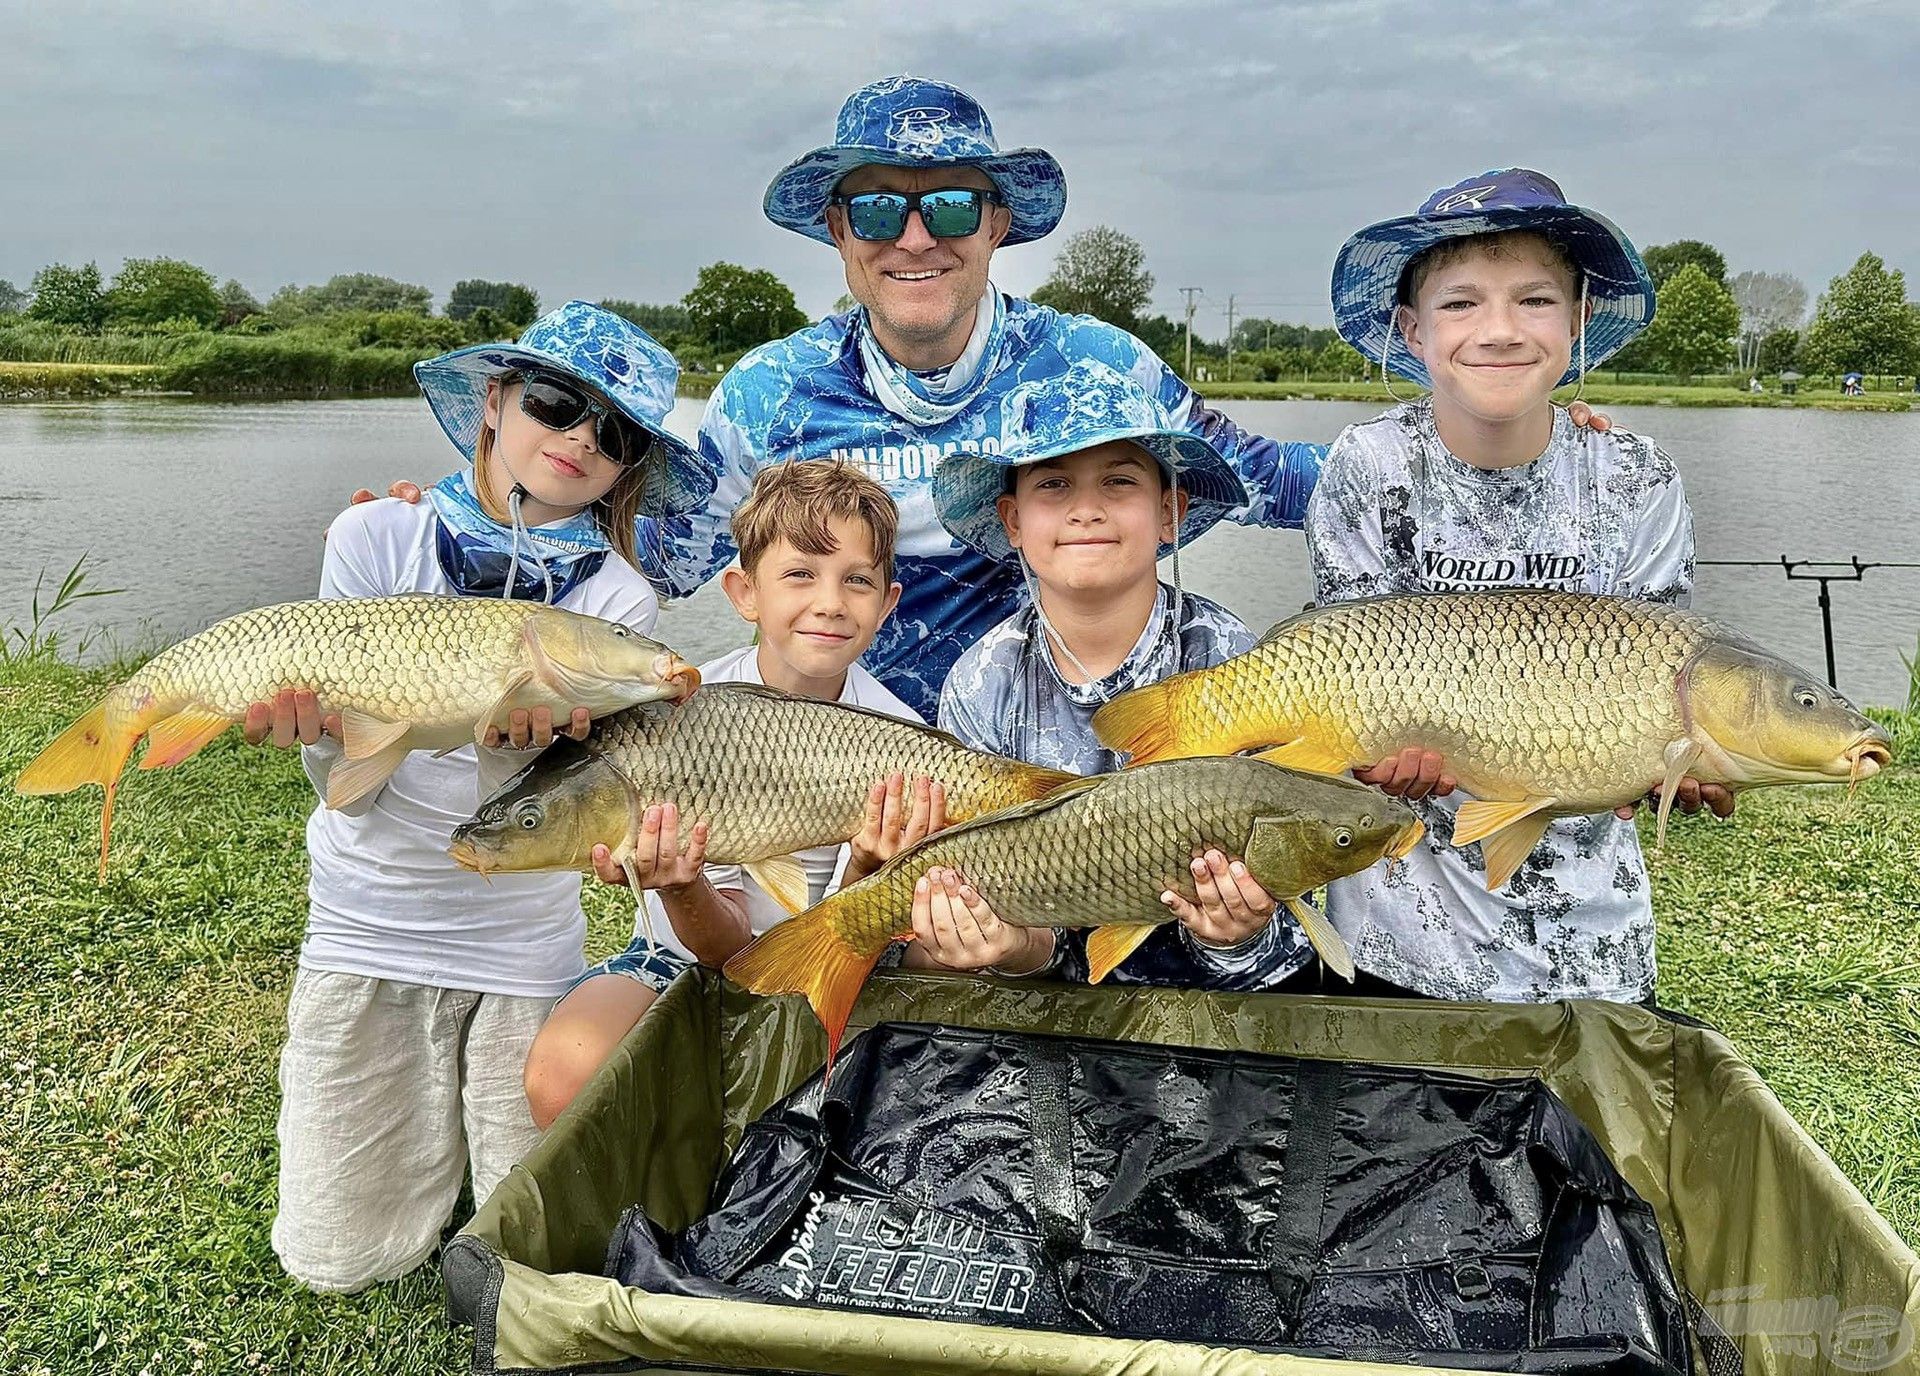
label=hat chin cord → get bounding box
[494,441,557,604]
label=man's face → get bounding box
[827,163,1011,358]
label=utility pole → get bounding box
[1224,295,1237,380]
[1179,286,1201,379]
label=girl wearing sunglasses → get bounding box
[246,301,712,1295]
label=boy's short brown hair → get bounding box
[1399,229,1584,307]
[731,460,900,581]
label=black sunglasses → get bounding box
[828,187,1005,242]
[510,372,650,467]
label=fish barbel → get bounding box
[15,595,699,876]
[446,682,1075,912]
[1092,590,1893,889]
[724,756,1424,1066]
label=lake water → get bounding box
[1,396,1915,706]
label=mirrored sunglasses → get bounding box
[828,187,1005,242]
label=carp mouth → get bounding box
[1389,817,1426,859]
[1847,732,1894,789]
[446,836,491,875]
[661,656,701,700]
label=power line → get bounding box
[1178,286,1202,378]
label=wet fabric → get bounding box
[605,1021,1692,1371]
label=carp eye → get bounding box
[1794,688,1819,708]
[1334,828,1353,847]
[610,625,631,638]
[512,800,544,830]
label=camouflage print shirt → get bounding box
[1303,399,1694,1002]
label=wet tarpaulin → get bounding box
[607,1021,1692,1372]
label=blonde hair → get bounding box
[731,461,899,582]
[473,376,654,570]
[1400,229,1583,308]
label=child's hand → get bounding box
[906,868,1051,973]
[1566,402,1613,434]
[243,689,341,749]
[845,772,948,883]
[1162,849,1277,948]
[1356,747,1456,800]
[1615,777,1736,821]
[483,706,593,750]
[593,803,709,891]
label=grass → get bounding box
[1194,378,1918,411]
[1,651,1916,1374]
[0,361,163,398]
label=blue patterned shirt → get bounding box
[638,296,1325,717]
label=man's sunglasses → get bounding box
[510,372,650,467]
[828,187,1005,242]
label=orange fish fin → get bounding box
[1016,763,1079,801]
[1091,682,1185,764]
[136,706,233,770]
[325,739,411,811]
[339,707,411,762]
[15,698,145,881]
[1283,896,1356,981]
[1452,804,1556,892]
[723,910,885,1073]
[743,854,809,915]
[1250,739,1350,776]
[1084,924,1157,983]
[1449,795,1556,849]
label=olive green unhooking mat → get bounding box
[445,969,1920,1376]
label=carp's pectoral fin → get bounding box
[1283,896,1356,981]
[1085,924,1156,984]
[475,669,542,747]
[1655,741,1705,850]
[1249,739,1349,776]
[325,740,411,811]
[743,855,809,916]
[339,707,411,762]
[136,706,234,770]
[1451,796,1557,892]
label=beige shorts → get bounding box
[270,967,554,1293]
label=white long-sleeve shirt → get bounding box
[1304,400,1694,1003]
[299,498,660,997]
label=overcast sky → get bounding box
[6,1,1914,332]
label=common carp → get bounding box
[1093,591,1893,890]
[16,595,699,875]
[447,682,1076,912]
[723,756,1424,1066]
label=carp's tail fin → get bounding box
[723,904,886,1073]
[16,697,144,880]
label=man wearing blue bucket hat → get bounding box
[1305,169,1708,1007]
[639,74,1329,719]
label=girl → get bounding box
[245,301,709,1293]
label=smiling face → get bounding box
[1397,232,1587,434]
[479,376,627,523]
[826,163,1011,370]
[722,517,902,698]
[995,440,1182,599]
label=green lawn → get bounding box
[1,653,1915,1374]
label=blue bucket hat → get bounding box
[412,300,712,521]
[1331,169,1656,389]
[932,359,1246,564]
[764,75,1066,247]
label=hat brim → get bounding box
[932,428,1246,564]
[763,145,1067,246]
[1331,204,1655,389]
[412,344,710,522]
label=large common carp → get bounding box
[16,595,699,875]
[1092,591,1892,889]
[724,756,1424,1066]
[447,682,1075,912]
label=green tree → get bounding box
[599,298,690,336]
[446,279,539,324]
[1802,253,1918,381]
[1316,339,1367,380]
[1028,226,1154,328]
[106,257,223,329]
[1756,327,1801,376]
[273,273,433,318]
[0,279,26,316]
[1638,263,1739,378]
[27,262,107,329]
[681,262,807,352]
[219,278,263,327]
[1642,240,1728,291]
[1132,313,1182,360]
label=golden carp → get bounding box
[1092,591,1893,890]
[723,756,1424,1066]
[446,682,1074,912]
[16,595,699,875]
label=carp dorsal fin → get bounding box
[1450,795,1558,893]
[1250,739,1350,776]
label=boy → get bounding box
[1308,168,1704,1003]
[925,359,1307,988]
[522,462,945,1127]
